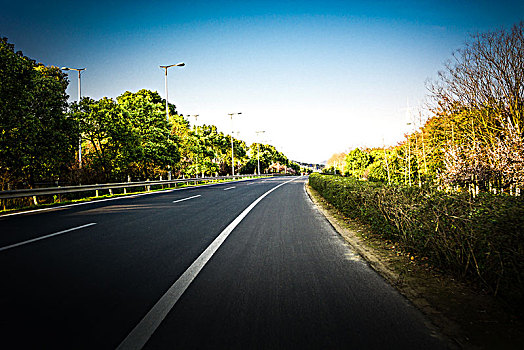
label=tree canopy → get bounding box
[0,38,76,189]
[1,37,295,191]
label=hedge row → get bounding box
[309,173,524,306]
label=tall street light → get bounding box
[159,63,185,122]
[188,114,199,130]
[61,67,86,168]
[227,112,242,176]
[256,130,265,175]
[187,114,200,176]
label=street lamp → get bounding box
[187,114,200,176]
[188,114,199,130]
[61,67,86,168]
[256,130,265,175]
[159,62,185,122]
[227,112,242,176]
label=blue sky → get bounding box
[2,0,523,163]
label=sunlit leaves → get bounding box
[0,38,75,189]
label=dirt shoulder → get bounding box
[306,183,524,350]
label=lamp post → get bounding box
[227,112,242,176]
[256,130,265,175]
[61,67,86,168]
[159,63,185,122]
[188,114,199,130]
[187,114,200,176]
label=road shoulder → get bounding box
[305,181,524,350]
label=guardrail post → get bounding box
[95,189,99,197]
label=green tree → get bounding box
[71,97,140,182]
[242,143,288,174]
[191,125,229,176]
[116,90,180,179]
[366,149,389,183]
[288,162,301,174]
[344,148,372,178]
[0,38,76,189]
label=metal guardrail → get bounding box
[0,175,271,200]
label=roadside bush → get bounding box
[309,173,524,307]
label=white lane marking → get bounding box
[0,179,259,218]
[0,223,97,252]
[223,186,236,191]
[116,177,298,350]
[172,195,201,204]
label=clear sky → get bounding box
[2,0,522,163]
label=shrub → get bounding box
[309,173,524,307]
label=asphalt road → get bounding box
[0,176,448,349]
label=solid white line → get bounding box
[116,177,298,350]
[0,223,97,252]
[172,195,201,204]
[223,186,236,191]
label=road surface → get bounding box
[0,176,447,349]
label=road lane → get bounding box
[118,177,297,349]
[0,177,290,349]
[144,178,447,349]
